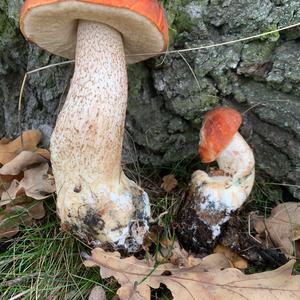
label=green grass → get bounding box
[294,262,300,275]
[246,180,282,217]
[0,201,118,300]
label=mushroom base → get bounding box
[174,207,225,254]
[174,171,232,252]
[59,174,150,253]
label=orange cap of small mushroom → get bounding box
[20,0,168,64]
[198,107,242,163]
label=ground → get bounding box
[1,163,299,299]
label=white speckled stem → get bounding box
[217,132,255,198]
[51,20,127,186]
[50,21,149,250]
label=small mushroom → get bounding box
[176,107,255,252]
[20,0,168,253]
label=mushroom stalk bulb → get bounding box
[176,107,255,251]
[20,0,168,253]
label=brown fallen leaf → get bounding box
[213,244,248,269]
[0,206,25,238]
[158,239,193,267]
[35,148,51,160]
[0,200,45,238]
[143,227,198,268]
[0,180,10,197]
[146,233,220,269]
[89,286,107,300]
[26,201,46,219]
[0,150,48,176]
[0,130,42,165]
[84,248,300,300]
[0,138,12,145]
[0,132,51,238]
[1,163,56,205]
[161,175,178,193]
[117,284,150,300]
[254,202,300,259]
[142,226,159,252]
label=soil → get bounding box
[220,215,288,270]
[174,208,288,271]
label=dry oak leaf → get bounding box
[0,130,42,165]
[254,202,300,259]
[0,201,45,238]
[214,244,248,269]
[161,175,178,193]
[84,248,229,300]
[159,239,202,268]
[0,137,12,145]
[0,150,49,176]
[1,163,56,205]
[88,286,107,300]
[84,248,300,300]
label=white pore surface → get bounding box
[22,1,165,63]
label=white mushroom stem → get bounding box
[50,20,150,251]
[217,132,255,199]
[190,132,255,237]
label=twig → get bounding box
[0,272,40,287]
[248,213,262,244]
[151,210,169,225]
[242,99,292,115]
[177,52,201,93]
[127,22,300,58]
[6,290,30,300]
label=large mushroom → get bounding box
[176,107,255,252]
[20,0,168,253]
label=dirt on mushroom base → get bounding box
[174,202,289,268]
[60,184,150,254]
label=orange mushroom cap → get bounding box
[198,107,242,163]
[20,0,168,64]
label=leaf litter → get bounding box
[254,202,300,259]
[0,130,42,165]
[213,244,248,269]
[84,247,300,300]
[0,130,55,238]
[161,175,178,193]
